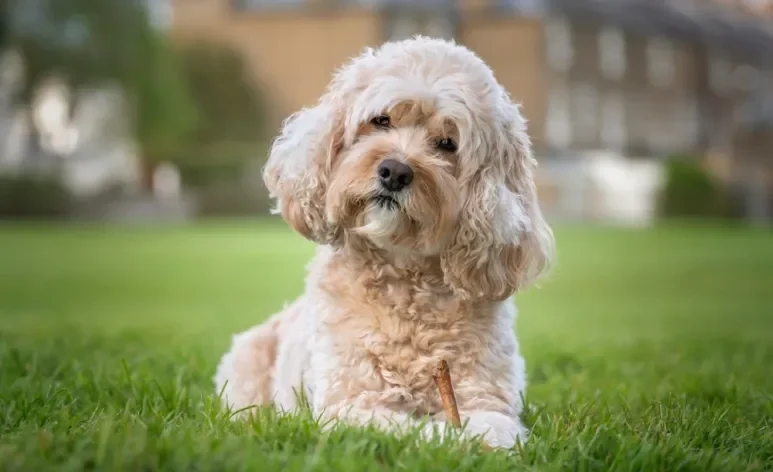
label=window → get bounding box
[645,95,697,152]
[546,82,572,149]
[232,0,305,11]
[598,27,626,81]
[646,37,675,88]
[645,104,666,152]
[600,90,626,150]
[349,0,450,4]
[424,16,454,40]
[676,96,699,149]
[497,0,548,15]
[571,82,598,145]
[385,10,455,41]
[545,18,573,73]
[709,54,731,92]
[731,64,760,92]
[389,15,421,41]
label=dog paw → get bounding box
[461,411,529,450]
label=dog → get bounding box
[214,36,554,449]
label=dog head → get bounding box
[264,36,554,301]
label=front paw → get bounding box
[417,419,452,443]
[462,411,528,449]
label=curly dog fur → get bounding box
[214,36,554,449]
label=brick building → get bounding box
[170,0,773,221]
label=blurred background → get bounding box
[1,0,772,225]
[2,4,773,468]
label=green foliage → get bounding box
[7,0,148,96]
[194,181,271,217]
[6,0,196,168]
[177,42,268,145]
[0,223,772,470]
[5,2,269,195]
[658,157,730,219]
[0,175,72,218]
[166,42,269,189]
[129,31,197,164]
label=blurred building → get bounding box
[5,0,769,224]
[170,0,773,224]
[0,50,143,199]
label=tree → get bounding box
[3,0,197,189]
[169,41,269,187]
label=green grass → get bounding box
[1,220,772,471]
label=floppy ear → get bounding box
[262,97,346,245]
[263,47,379,245]
[440,99,554,301]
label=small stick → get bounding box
[432,360,493,451]
[432,359,462,428]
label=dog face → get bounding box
[264,36,554,301]
[324,99,461,256]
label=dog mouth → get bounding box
[372,194,400,210]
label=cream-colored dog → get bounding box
[214,36,554,449]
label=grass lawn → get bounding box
[0,220,771,471]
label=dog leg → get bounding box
[317,391,451,442]
[457,410,528,449]
[214,318,281,417]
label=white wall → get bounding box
[537,151,665,226]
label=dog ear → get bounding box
[262,96,346,245]
[440,97,554,301]
[263,47,379,245]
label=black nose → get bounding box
[377,159,413,192]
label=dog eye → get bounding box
[371,115,391,129]
[436,138,457,152]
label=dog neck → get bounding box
[342,235,445,279]
[313,239,499,327]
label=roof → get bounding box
[498,0,773,67]
[738,92,773,131]
[231,0,773,66]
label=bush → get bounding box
[0,176,73,219]
[176,42,268,144]
[194,181,270,217]
[174,142,264,188]
[163,42,269,192]
[657,157,730,219]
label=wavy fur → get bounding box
[216,36,555,449]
